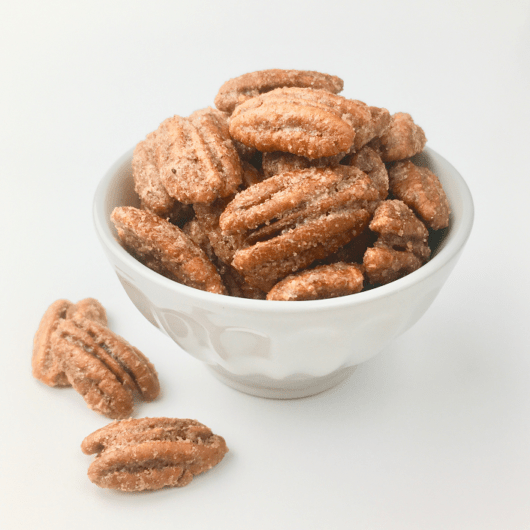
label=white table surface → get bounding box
[2,1,529,528]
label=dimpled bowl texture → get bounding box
[93,146,473,399]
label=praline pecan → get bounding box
[376,112,427,162]
[345,145,389,200]
[81,417,228,492]
[32,298,108,387]
[388,159,450,230]
[52,316,160,418]
[133,131,178,219]
[214,68,344,113]
[154,107,242,204]
[111,206,226,295]
[267,262,364,301]
[219,166,381,291]
[363,200,430,284]
[229,87,365,159]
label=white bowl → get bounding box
[93,146,473,399]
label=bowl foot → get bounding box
[207,365,357,399]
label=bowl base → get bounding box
[207,365,357,399]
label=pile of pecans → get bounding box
[112,69,450,301]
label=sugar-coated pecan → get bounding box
[133,131,178,219]
[229,87,363,159]
[33,298,108,387]
[220,166,381,290]
[389,160,450,230]
[267,262,364,301]
[363,200,430,284]
[52,316,160,418]
[215,68,343,113]
[111,206,226,295]
[345,145,389,200]
[220,166,380,236]
[376,112,427,162]
[154,107,242,204]
[364,247,424,285]
[82,417,228,492]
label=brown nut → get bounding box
[229,87,361,159]
[345,145,389,200]
[267,262,364,301]
[52,316,160,419]
[33,298,108,387]
[214,68,344,113]
[389,159,450,230]
[82,418,228,492]
[377,112,427,162]
[154,107,242,204]
[133,131,179,219]
[363,200,430,284]
[111,206,226,295]
[220,165,381,291]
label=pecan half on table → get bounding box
[82,418,228,492]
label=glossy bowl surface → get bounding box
[93,147,473,398]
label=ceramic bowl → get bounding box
[93,146,473,399]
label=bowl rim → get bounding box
[93,145,474,314]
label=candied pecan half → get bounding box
[33,298,108,387]
[345,145,389,200]
[363,200,430,284]
[154,107,242,204]
[52,317,160,419]
[267,262,364,301]
[220,166,381,291]
[377,112,427,162]
[111,206,226,295]
[229,87,363,159]
[389,160,450,230]
[82,418,228,492]
[133,131,179,219]
[215,68,344,113]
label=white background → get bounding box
[1,1,530,529]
